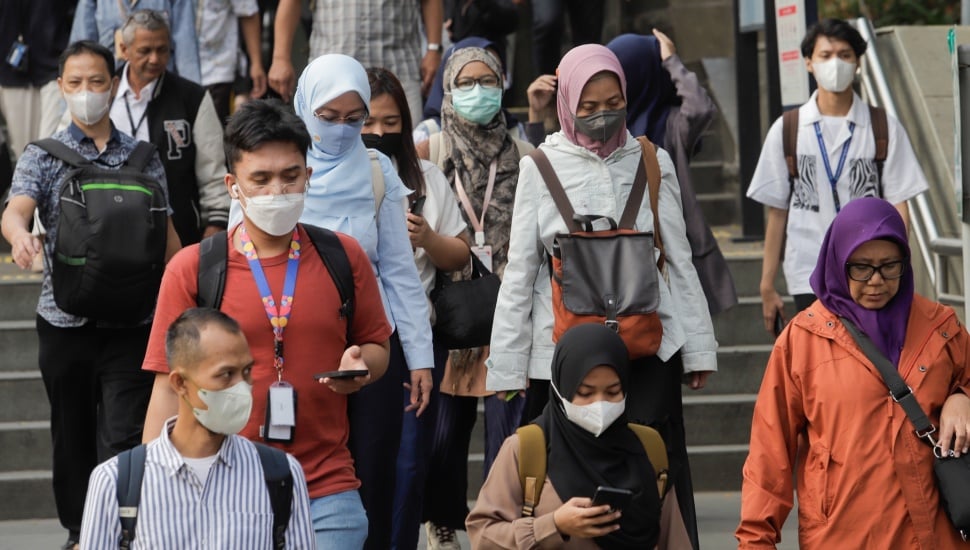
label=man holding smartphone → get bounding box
[139,99,393,549]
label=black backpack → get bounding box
[115,442,294,550]
[196,224,355,344]
[31,138,168,323]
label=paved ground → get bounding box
[0,491,799,549]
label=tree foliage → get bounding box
[821,0,960,25]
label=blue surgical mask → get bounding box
[451,84,503,126]
[307,117,365,156]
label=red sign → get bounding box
[778,5,797,16]
[781,50,800,61]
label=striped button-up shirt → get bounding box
[80,417,315,549]
[309,0,423,82]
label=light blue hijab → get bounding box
[294,54,410,228]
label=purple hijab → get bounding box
[606,34,678,145]
[809,198,913,365]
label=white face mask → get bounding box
[234,184,305,237]
[190,379,253,435]
[552,382,626,437]
[812,58,856,93]
[65,89,112,126]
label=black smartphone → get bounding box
[409,195,427,216]
[313,369,369,380]
[591,486,633,512]
[773,311,785,337]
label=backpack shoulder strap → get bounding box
[869,105,889,196]
[126,141,158,172]
[634,137,667,273]
[30,138,90,168]
[627,423,669,498]
[515,424,547,518]
[368,149,385,216]
[197,230,229,310]
[116,444,147,550]
[253,443,293,550]
[302,224,356,345]
[528,149,580,233]
[782,109,800,202]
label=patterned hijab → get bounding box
[556,44,628,159]
[810,198,913,365]
[535,324,661,549]
[606,33,679,145]
[441,46,520,277]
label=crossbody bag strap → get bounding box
[529,149,580,233]
[635,137,666,272]
[839,317,937,442]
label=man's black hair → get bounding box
[165,307,244,368]
[58,40,115,79]
[801,18,867,58]
[224,99,311,172]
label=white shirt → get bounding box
[486,132,718,390]
[110,67,158,143]
[746,91,928,295]
[196,0,258,86]
[79,417,316,549]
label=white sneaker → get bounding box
[426,522,461,550]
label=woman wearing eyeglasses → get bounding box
[415,46,534,545]
[737,197,970,549]
[292,53,435,550]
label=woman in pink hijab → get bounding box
[487,44,716,547]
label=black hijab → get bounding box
[535,324,661,549]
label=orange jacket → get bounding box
[737,295,970,549]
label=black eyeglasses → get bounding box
[453,75,501,92]
[845,260,906,282]
[125,9,169,26]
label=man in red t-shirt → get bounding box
[141,99,392,548]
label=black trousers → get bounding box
[36,316,154,536]
[348,332,405,550]
[793,293,817,313]
[205,82,233,127]
[530,0,604,75]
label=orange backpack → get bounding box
[530,137,666,358]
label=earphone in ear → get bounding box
[231,184,240,199]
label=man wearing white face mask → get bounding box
[80,308,316,548]
[1,40,181,550]
[141,99,393,549]
[747,18,928,335]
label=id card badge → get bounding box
[263,381,296,443]
[471,245,493,272]
[5,39,28,72]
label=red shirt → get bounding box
[143,225,392,498]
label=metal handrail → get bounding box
[854,17,964,306]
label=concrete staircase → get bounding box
[0,243,54,520]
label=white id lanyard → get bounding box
[454,160,497,272]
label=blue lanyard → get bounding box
[814,120,855,212]
[239,226,301,377]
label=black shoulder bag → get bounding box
[841,317,970,541]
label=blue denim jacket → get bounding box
[70,0,201,85]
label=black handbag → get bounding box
[431,253,501,349]
[841,317,970,541]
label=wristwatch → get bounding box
[427,43,441,52]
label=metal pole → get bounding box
[763,0,783,121]
[964,0,970,26]
[736,0,765,239]
[958,45,970,317]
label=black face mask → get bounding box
[361,132,404,159]
[572,108,627,143]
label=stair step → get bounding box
[713,296,791,347]
[686,445,748,491]
[684,394,756,447]
[698,191,740,227]
[696,345,773,395]
[0,371,49,422]
[0,320,38,372]
[0,421,51,471]
[0,278,40,322]
[0,471,56,520]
